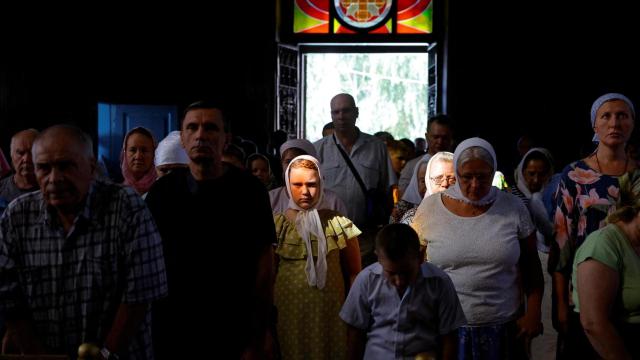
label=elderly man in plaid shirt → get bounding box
[0,125,167,360]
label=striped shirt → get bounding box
[0,180,168,359]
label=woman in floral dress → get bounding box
[553,92,637,358]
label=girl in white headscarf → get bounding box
[412,137,543,359]
[273,155,361,360]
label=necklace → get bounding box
[594,151,629,176]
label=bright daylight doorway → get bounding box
[303,51,429,142]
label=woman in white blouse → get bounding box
[411,137,543,359]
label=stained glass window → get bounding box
[293,0,432,34]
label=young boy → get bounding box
[340,224,466,360]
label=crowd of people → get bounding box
[0,92,638,359]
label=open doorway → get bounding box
[303,50,429,142]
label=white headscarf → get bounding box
[444,137,498,206]
[590,93,636,142]
[401,154,432,204]
[514,147,554,199]
[155,131,189,166]
[280,139,318,159]
[425,151,454,197]
[284,155,328,289]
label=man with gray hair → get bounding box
[0,129,39,202]
[0,125,167,359]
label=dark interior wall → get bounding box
[0,4,277,158]
[446,2,639,174]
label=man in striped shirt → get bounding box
[0,125,167,360]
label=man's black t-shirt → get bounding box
[146,165,275,358]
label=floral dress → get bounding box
[390,199,416,223]
[553,160,624,275]
[273,210,361,360]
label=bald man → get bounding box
[0,125,167,359]
[0,129,39,202]
[314,93,396,267]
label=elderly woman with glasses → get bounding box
[393,152,455,226]
[411,138,543,359]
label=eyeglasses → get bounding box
[430,175,456,186]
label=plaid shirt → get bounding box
[0,180,168,360]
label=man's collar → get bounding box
[40,182,96,228]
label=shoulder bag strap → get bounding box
[333,135,368,196]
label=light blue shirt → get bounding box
[340,262,466,359]
[314,130,396,227]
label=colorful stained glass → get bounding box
[294,0,330,34]
[397,0,433,33]
[293,0,432,34]
[334,0,392,30]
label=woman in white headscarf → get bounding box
[154,130,189,177]
[510,147,557,359]
[412,137,543,359]
[273,155,361,360]
[395,151,455,225]
[269,139,348,215]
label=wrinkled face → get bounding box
[330,95,358,133]
[289,166,320,210]
[594,99,634,147]
[155,163,187,178]
[33,135,95,212]
[417,163,428,198]
[429,160,456,194]
[10,132,37,180]
[126,133,155,178]
[426,123,453,154]
[181,108,227,164]
[250,157,271,185]
[457,159,493,201]
[523,159,550,193]
[378,251,420,296]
